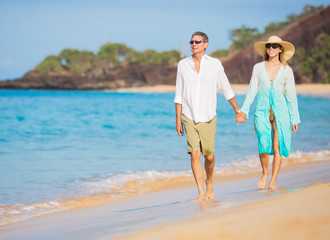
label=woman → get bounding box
[238,36,301,190]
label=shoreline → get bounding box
[1,84,329,98]
[116,83,330,98]
[1,150,328,227]
[1,159,330,240]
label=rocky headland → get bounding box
[0,62,177,90]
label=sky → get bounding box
[0,0,329,80]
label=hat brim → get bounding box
[254,40,295,61]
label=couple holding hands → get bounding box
[175,32,300,202]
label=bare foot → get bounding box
[206,195,216,203]
[267,184,277,190]
[268,179,277,190]
[192,194,205,202]
[205,180,216,202]
[258,173,268,189]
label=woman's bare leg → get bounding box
[258,152,269,189]
[268,119,282,189]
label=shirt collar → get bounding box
[189,54,210,61]
[202,54,210,60]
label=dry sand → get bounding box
[116,84,330,98]
[122,183,330,240]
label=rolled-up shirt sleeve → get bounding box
[174,62,182,104]
[217,61,235,100]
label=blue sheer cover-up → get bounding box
[241,62,301,157]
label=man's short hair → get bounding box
[191,31,209,43]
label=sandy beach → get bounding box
[116,84,330,98]
[1,157,330,240]
[119,160,330,240]
[123,182,330,240]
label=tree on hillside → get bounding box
[264,5,324,35]
[153,50,181,64]
[35,55,63,76]
[126,49,158,63]
[60,49,95,74]
[229,26,261,52]
[264,22,288,34]
[300,5,324,19]
[295,33,330,83]
[98,43,134,62]
[210,49,228,58]
[126,49,181,64]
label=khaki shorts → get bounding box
[181,114,217,156]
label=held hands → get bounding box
[235,111,247,125]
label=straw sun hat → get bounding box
[254,36,295,61]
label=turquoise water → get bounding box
[0,90,329,223]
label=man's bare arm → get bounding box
[228,97,246,125]
[175,103,184,136]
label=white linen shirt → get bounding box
[174,54,235,123]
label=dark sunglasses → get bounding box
[190,40,203,44]
[265,43,281,49]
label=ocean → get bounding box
[0,90,329,225]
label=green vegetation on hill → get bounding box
[294,33,330,83]
[127,49,181,64]
[35,43,182,76]
[35,55,63,76]
[264,5,324,34]
[35,49,96,75]
[228,26,261,52]
[98,43,133,62]
[60,49,95,74]
[210,49,228,58]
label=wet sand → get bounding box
[1,160,330,240]
[116,84,330,98]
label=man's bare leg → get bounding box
[258,153,269,189]
[191,151,205,201]
[268,120,282,189]
[204,155,215,202]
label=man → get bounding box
[174,31,241,202]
